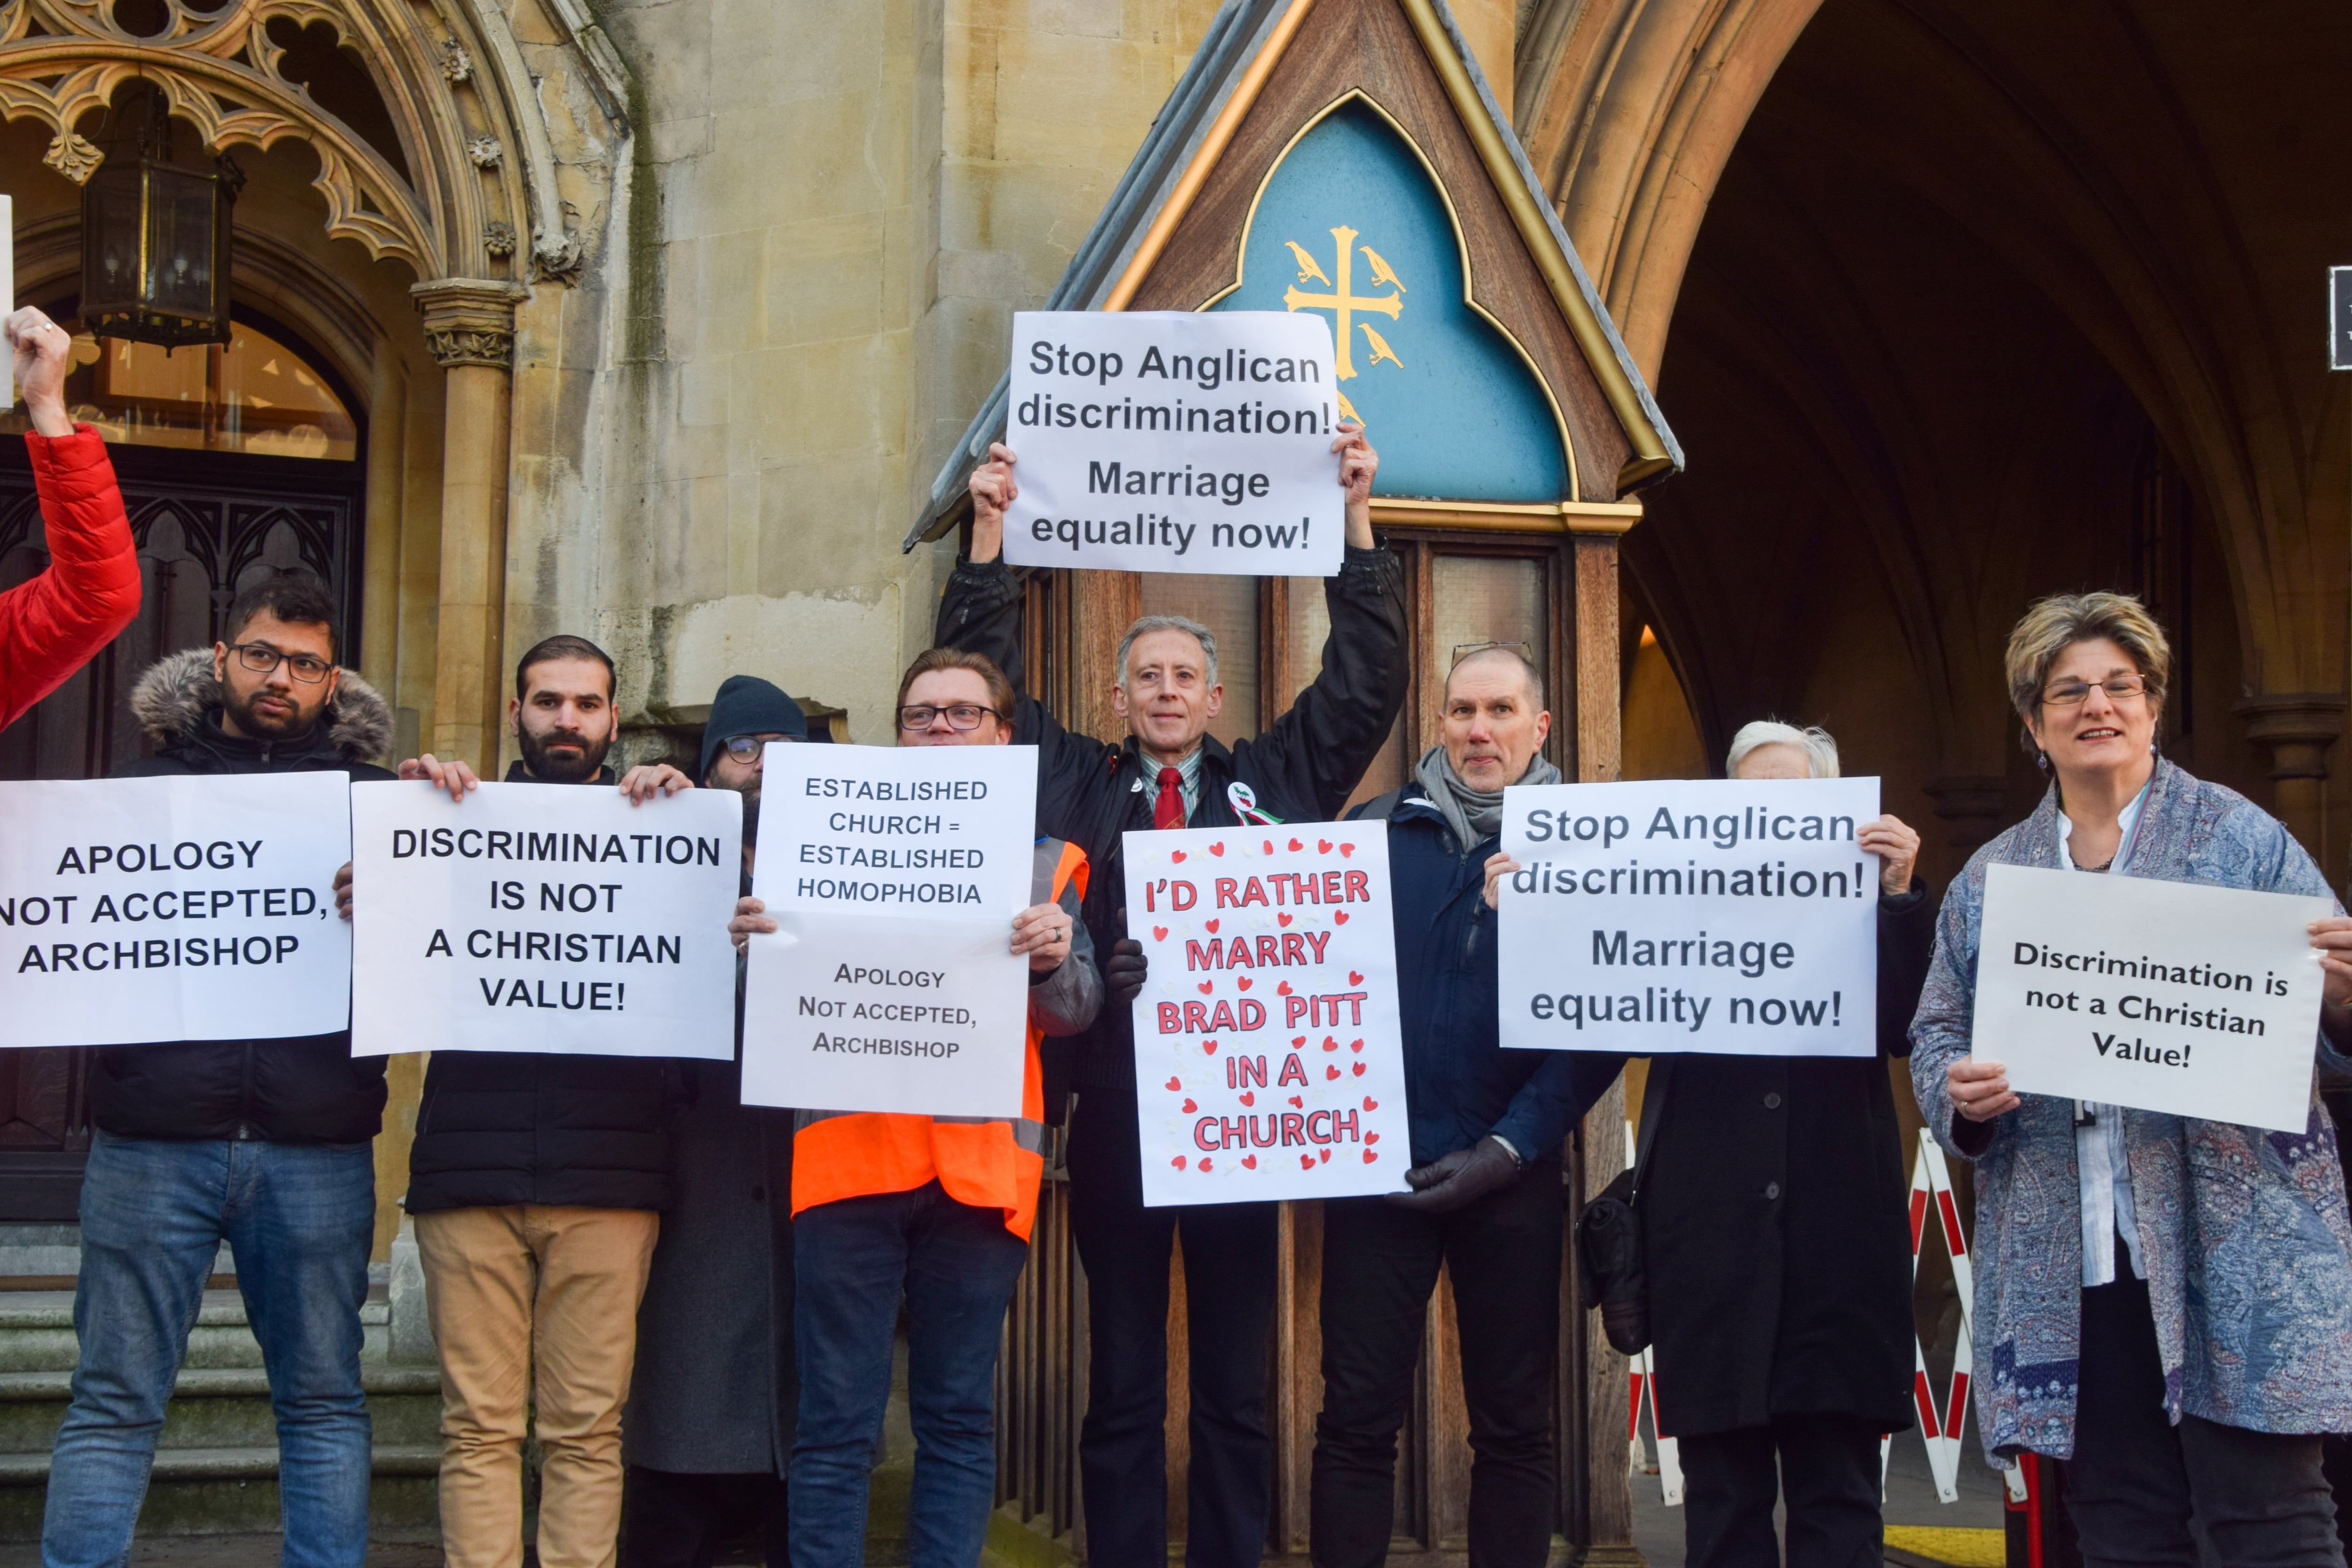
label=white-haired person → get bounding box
[1915,593,2352,1568]
[1497,720,1933,1565]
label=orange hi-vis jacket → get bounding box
[791,839,1089,1243]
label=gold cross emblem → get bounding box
[1282,225,1404,380]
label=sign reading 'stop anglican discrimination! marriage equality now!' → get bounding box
[1500,777,1882,1057]
[1003,310,1345,578]
[1124,825,1410,1205]
[740,743,1041,1119]
[1974,863,2333,1133]
[349,782,742,1059]
[0,773,353,1048]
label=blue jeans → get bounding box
[788,1180,1029,1568]
[43,1132,376,1568]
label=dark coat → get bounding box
[93,649,395,1145]
[1611,881,1936,1439]
[934,548,1408,1100]
[1353,784,1620,1166]
[403,762,683,1213]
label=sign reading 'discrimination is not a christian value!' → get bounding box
[1499,778,1883,1057]
[1004,311,1345,578]
[349,781,743,1059]
[739,743,1040,1118]
[1974,863,2333,1133]
[0,772,353,1048]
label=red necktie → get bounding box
[1153,766,1185,830]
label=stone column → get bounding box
[2233,694,2346,860]
[413,279,529,776]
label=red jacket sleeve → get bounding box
[2,427,143,733]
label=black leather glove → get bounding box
[1105,938,1148,1008]
[1384,1136,1522,1213]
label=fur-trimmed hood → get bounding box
[129,647,395,765]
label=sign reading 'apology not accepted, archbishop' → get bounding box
[1124,825,1409,1206]
[1974,863,2332,1132]
[1500,777,1883,1057]
[349,781,742,1058]
[1003,310,1345,578]
[0,773,353,1047]
[740,743,1040,1118]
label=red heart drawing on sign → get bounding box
[1199,1157,1213,1172]
[1165,1077,1181,1091]
[1288,1095,1303,1108]
[1320,1149,1331,1163]
[1153,927,1169,941]
[1243,1155,1257,1169]
[1367,1132,1380,1145]
[1288,838,1303,851]
[1335,911,1350,925]
[1198,981,1213,994]
[1326,1066,1340,1080]
[1204,919,1219,934]
[1262,840,1274,855]
[1172,1156,1187,1169]
[1182,1098,1197,1113]
[1363,1149,1378,1163]
[1348,971,1363,985]
[1171,850,1186,863]
[1239,1091,1255,1106]
[1349,1038,1363,1053]
[1351,1062,1366,1077]
[1236,976,1252,991]
[1204,1040,1219,1054]
[1363,1097,1378,1111]
[1276,981,1292,995]
[1321,1038,1338,1052]
[1278,912,1293,927]
[1209,842,1225,857]
[1300,1154,1315,1169]
[1292,1035,1307,1048]
[1340,844,1355,857]
[1317,839,1333,853]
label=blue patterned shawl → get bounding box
[1909,758,2352,1464]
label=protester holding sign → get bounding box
[1310,646,1619,1568]
[946,428,1404,1568]
[41,576,392,1568]
[1912,593,2352,1566]
[364,635,701,1568]
[1503,721,1932,1568]
[1,306,140,733]
[731,647,1097,1568]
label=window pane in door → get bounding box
[1137,574,1259,748]
[1426,554,1549,766]
[1284,576,1403,813]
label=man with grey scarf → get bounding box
[1309,646,1620,1568]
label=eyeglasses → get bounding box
[898,704,1000,732]
[2041,675,2148,707]
[722,733,802,761]
[229,643,332,683]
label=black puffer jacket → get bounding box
[936,548,1408,1101]
[95,649,396,1144]
[401,761,682,1213]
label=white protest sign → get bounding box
[1973,863,2330,1132]
[1499,778,1882,1056]
[1124,824,1409,1205]
[0,773,352,1047]
[740,743,1039,1117]
[349,781,742,1058]
[1004,310,1344,577]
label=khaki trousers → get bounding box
[416,1205,660,1568]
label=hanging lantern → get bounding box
[79,93,240,350]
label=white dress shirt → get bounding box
[2057,779,2152,1287]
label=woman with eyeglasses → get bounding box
[1912,593,2352,1568]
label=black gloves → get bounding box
[1105,937,1148,1008]
[1385,1135,1523,1213]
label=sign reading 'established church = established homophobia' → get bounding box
[1003,310,1346,577]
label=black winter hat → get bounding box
[698,674,807,780]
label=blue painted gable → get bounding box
[1208,98,1571,503]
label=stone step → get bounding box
[0,1446,443,1543]
[0,1291,395,1374]
[0,1366,443,1457]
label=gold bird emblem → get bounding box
[1284,239,1334,287]
[1359,322,1404,370]
[1335,389,1362,426]
[1359,245,1406,294]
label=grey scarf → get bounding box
[1412,745,1562,852]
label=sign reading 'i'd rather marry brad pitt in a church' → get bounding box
[1005,310,1345,577]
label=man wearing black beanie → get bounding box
[621,674,806,1567]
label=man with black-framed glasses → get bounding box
[44,573,398,1568]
